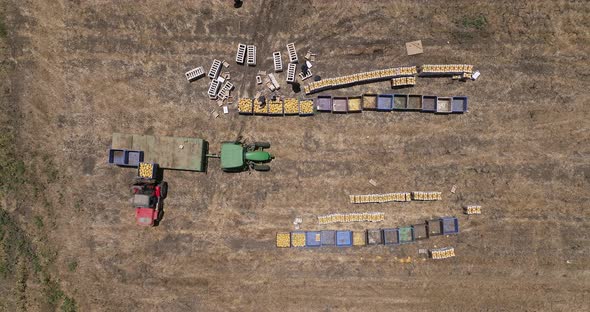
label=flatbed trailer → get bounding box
[111,133,209,172]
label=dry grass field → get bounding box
[1,0,589,311]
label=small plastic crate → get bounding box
[347,96,362,113]
[336,230,352,247]
[436,97,452,114]
[320,230,336,246]
[366,229,384,245]
[398,226,414,244]
[383,228,399,245]
[441,217,459,235]
[305,231,321,247]
[127,151,143,167]
[299,99,315,116]
[407,94,422,111]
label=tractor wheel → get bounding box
[159,182,168,199]
[253,164,270,172]
[254,142,271,149]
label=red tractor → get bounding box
[131,171,168,226]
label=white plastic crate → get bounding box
[268,73,280,89]
[218,81,234,100]
[273,51,283,72]
[185,66,205,81]
[207,80,220,99]
[286,63,296,83]
[208,59,222,79]
[299,68,312,81]
[247,45,256,66]
[236,44,246,64]
[286,42,298,63]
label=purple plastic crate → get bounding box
[332,97,348,113]
[441,217,459,234]
[377,94,393,111]
[316,95,333,112]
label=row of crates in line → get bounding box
[237,94,468,116]
[349,191,442,204]
[303,64,475,94]
[276,217,459,248]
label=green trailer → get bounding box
[111,133,273,172]
[111,133,209,171]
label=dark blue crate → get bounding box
[441,217,459,235]
[377,94,394,111]
[336,230,352,247]
[383,228,399,245]
[321,230,336,246]
[305,231,321,247]
[452,96,468,113]
[108,149,126,165]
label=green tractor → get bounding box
[208,141,274,172]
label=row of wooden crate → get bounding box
[317,212,385,225]
[430,247,456,259]
[349,192,442,204]
[237,94,468,116]
[276,217,459,248]
[303,66,418,94]
[304,64,474,94]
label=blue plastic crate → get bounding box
[441,217,459,235]
[336,230,353,247]
[127,151,144,167]
[108,149,126,165]
[383,228,400,245]
[320,230,336,246]
[377,94,394,111]
[305,231,321,247]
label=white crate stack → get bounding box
[273,51,283,72]
[236,43,246,64]
[286,42,298,63]
[207,80,221,99]
[286,63,296,83]
[185,66,205,82]
[247,45,256,66]
[218,81,234,100]
[208,59,222,79]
